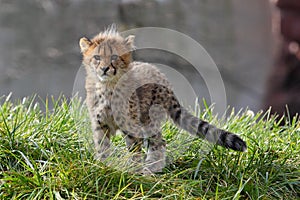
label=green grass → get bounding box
[0,95,299,199]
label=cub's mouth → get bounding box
[97,73,110,81]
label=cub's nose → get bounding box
[101,66,109,74]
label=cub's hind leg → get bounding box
[124,134,144,163]
[141,103,167,174]
[144,132,166,174]
[123,132,145,172]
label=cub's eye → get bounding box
[93,55,101,60]
[111,54,118,61]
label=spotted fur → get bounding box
[79,26,247,174]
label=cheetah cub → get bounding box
[79,26,247,174]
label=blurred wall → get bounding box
[0,0,273,112]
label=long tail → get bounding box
[169,107,247,152]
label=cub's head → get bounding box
[79,27,135,82]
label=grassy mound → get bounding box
[0,95,299,199]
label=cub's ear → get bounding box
[79,37,92,53]
[124,35,135,48]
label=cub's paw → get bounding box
[141,167,155,176]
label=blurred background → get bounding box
[0,0,299,119]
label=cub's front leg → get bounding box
[91,115,111,161]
